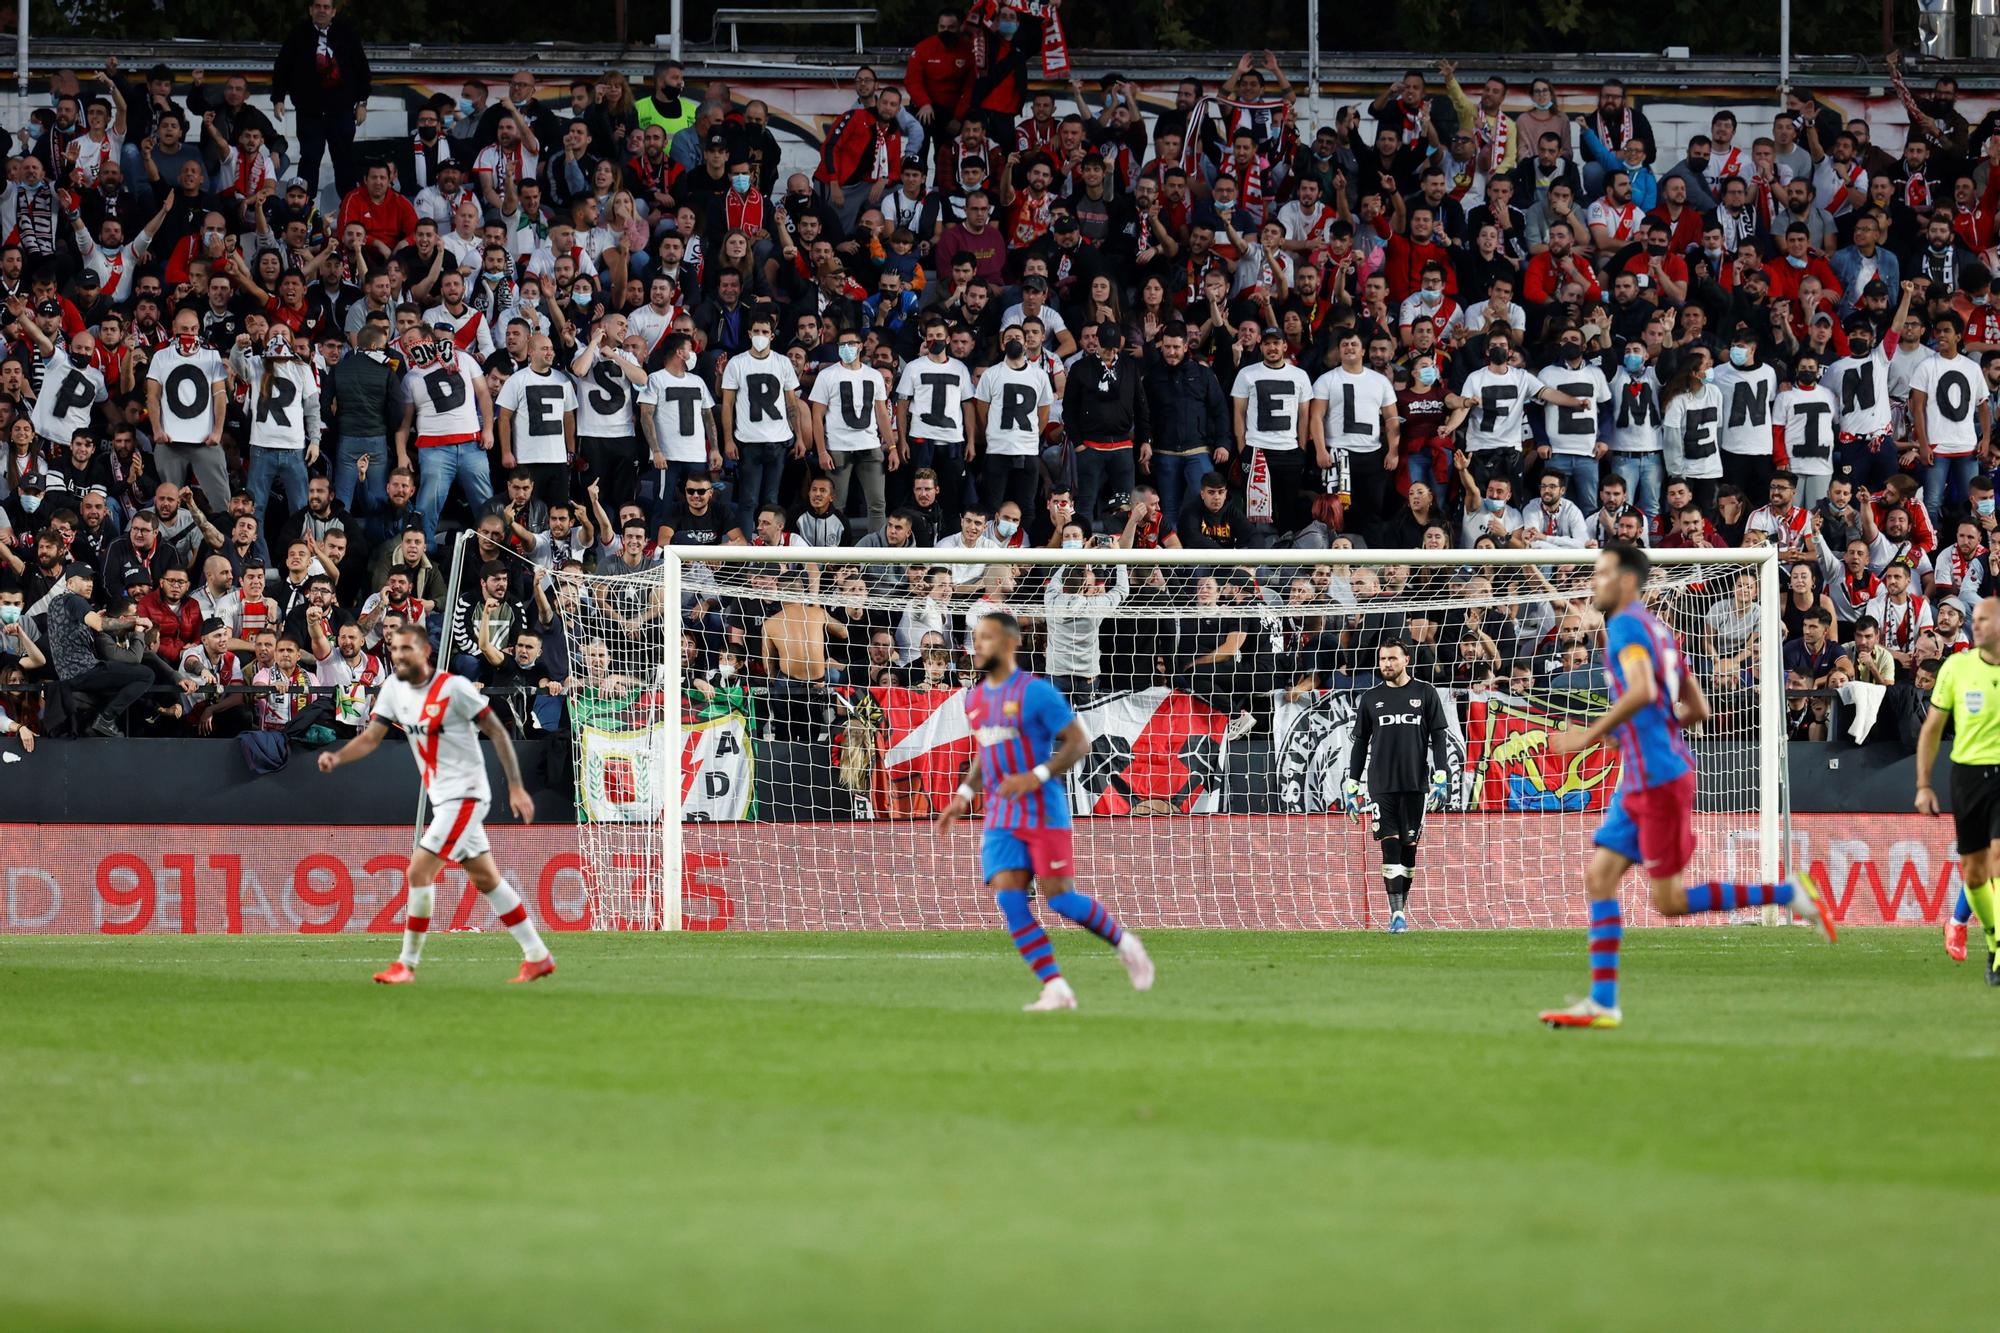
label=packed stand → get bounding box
[0,12,1989,750]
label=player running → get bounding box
[1915,595,2000,985]
[935,613,1153,1011]
[1341,640,1452,933]
[1540,545,1832,1030]
[317,623,555,985]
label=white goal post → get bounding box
[555,543,1787,932]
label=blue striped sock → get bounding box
[1588,898,1622,1010]
[1045,890,1124,946]
[1954,887,1973,925]
[1683,881,1796,913]
[997,889,1061,982]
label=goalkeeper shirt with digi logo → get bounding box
[1346,678,1451,794]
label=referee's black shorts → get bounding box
[1372,791,1427,845]
[1951,761,2000,855]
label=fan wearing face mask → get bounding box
[807,331,900,533]
[1395,262,1459,348]
[1457,331,1592,495]
[1534,331,1612,505]
[1708,328,1782,500]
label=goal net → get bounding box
[551,545,1787,932]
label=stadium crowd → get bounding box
[0,3,1991,750]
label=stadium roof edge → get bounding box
[0,40,1981,88]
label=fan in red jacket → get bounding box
[336,166,418,260]
[1764,225,1845,306]
[1523,226,1603,304]
[904,15,975,130]
[1374,211,1457,304]
[137,574,205,666]
[815,100,905,201]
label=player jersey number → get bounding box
[1658,635,1684,705]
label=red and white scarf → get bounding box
[1595,106,1635,150]
[1474,103,1510,170]
[965,0,1069,78]
[724,189,768,234]
[1943,544,1985,592]
[1179,97,1288,177]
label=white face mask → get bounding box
[750,333,772,353]
[995,519,1019,538]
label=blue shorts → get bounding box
[1593,788,1642,865]
[981,825,1076,882]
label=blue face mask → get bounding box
[838,344,861,365]
[457,96,475,118]
[1786,255,1807,268]
[1416,365,1439,387]
[1622,352,1645,373]
[731,174,751,193]
[1060,537,1083,550]
[0,604,19,625]
[18,493,40,513]
[1980,498,1996,517]
[1729,346,1751,368]
[1482,497,1506,514]
[995,19,1019,37]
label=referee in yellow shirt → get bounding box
[1917,595,2000,985]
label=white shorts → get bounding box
[419,797,491,863]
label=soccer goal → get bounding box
[552,544,1788,932]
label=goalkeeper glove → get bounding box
[1341,777,1362,821]
[1426,770,1450,812]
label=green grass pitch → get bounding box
[0,928,1987,1330]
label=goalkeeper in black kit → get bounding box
[1342,640,1453,933]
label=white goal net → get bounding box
[551,545,1787,931]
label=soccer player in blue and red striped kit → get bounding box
[935,612,1155,1010]
[1540,545,1836,1030]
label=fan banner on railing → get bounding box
[1460,691,1622,814]
[579,715,754,824]
[872,686,1229,816]
[1272,690,1469,815]
[1272,688,1619,815]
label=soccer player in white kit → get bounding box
[316,624,555,984]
